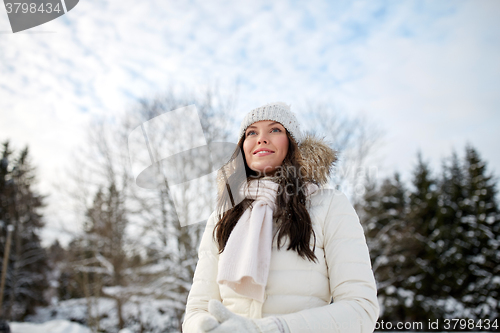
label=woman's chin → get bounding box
[250,166,277,176]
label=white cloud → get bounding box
[0,0,499,245]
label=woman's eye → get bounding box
[247,128,281,136]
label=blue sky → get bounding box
[1,0,499,244]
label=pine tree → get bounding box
[45,240,75,302]
[406,153,443,320]
[428,150,479,318]
[67,181,129,329]
[414,146,499,319]
[459,145,500,318]
[0,141,49,320]
[362,172,417,321]
[363,146,500,324]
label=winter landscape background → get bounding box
[1,0,499,332]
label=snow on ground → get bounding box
[25,297,178,332]
[10,320,135,333]
[10,319,91,333]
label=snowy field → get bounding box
[10,320,134,333]
[10,321,453,333]
[9,321,455,333]
[10,320,91,333]
[12,297,179,333]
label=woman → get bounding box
[182,102,379,333]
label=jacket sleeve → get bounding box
[182,211,222,333]
[280,191,380,333]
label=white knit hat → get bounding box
[238,102,303,144]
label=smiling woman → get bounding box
[243,120,289,176]
[182,102,379,333]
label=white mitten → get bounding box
[198,313,220,333]
[206,299,289,333]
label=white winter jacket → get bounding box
[183,187,380,333]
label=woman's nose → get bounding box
[257,132,269,144]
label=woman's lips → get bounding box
[253,149,275,156]
[254,151,273,156]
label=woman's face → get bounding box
[243,120,289,176]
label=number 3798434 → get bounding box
[5,2,63,14]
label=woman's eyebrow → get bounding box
[247,122,280,129]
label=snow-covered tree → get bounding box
[362,172,419,321]
[431,146,500,318]
[405,153,443,320]
[57,86,236,332]
[122,88,235,329]
[362,146,500,323]
[460,145,500,318]
[72,182,129,329]
[0,141,49,320]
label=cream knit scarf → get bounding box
[217,178,319,303]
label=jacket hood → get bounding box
[216,132,337,200]
[297,132,337,185]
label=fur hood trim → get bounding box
[297,132,337,186]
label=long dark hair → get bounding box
[213,130,318,262]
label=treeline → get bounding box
[0,88,382,333]
[360,146,500,325]
[1,88,497,332]
[0,89,245,332]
